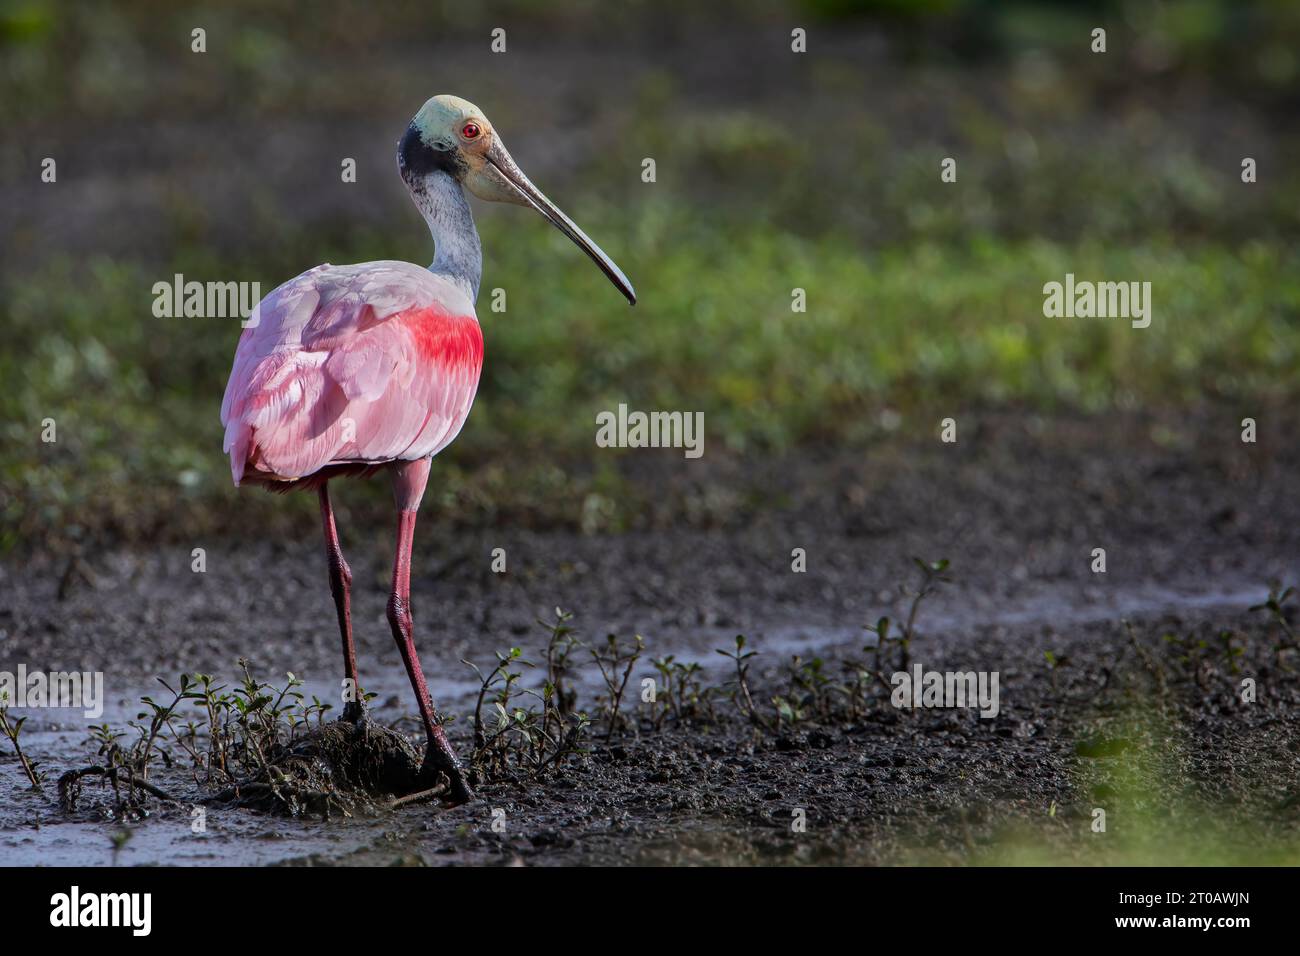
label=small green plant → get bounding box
[131,677,189,780]
[1126,621,1168,696]
[1162,631,1210,689]
[865,557,950,677]
[541,607,580,726]
[899,557,950,670]
[1251,582,1298,665]
[648,656,677,730]
[716,635,774,732]
[464,646,532,753]
[647,656,714,729]
[674,660,716,723]
[771,694,805,728]
[1043,649,1070,697]
[0,691,44,789]
[109,828,132,865]
[836,653,879,720]
[778,655,835,726]
[1217,630,1245,676]
[463,619,593,776]
[590,633,643,739]
[185,672,233,781]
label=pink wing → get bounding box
[220,261,483,486]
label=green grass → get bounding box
[4,201,1299,548]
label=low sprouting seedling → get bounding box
[0,691,44,789]
[671,660,716,724]
[647,656,714,729]
[1161,631,1210,689]
[837,653,879,721]
[541,607,580,726]
[778,655,835,725]
[1217,630,1244,676]
[130,677,190,780]
[1251,582,1298,665]
[85,723,132,811]
[109,828,132,865]
[464,646,533,754]
[648,655,676,730]
[1158,629,1244,690]
[1043,649,1071,697]
[183,672,234,782]
[1126,621,1168,696]
[591,633,644,739]
[898,557,950,671]
[864,616,892,677]
[772,694,805,728]
[297,695,334,731]
[864,557,951,683]
[716,635,774,732]
[464,633,592,776]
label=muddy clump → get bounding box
[206,719,440,817]
[57,717,448,821]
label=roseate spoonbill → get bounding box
[220,95,635,803]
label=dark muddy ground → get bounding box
[2,409,1299,865]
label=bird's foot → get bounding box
[418,741,475,806]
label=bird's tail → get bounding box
[223,422,250,487]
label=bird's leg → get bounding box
[387,459,474,804]
[319,483,365,725]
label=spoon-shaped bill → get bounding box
[484,139,636,305]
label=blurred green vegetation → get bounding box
[4,0,1298,126]
[2,0,1298,547]
[5,214,1296,549]
[918,707,1300,865]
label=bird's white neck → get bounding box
[408,170,482,303]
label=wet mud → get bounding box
[2,410,1299,864]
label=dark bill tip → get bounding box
[487,148,637,306]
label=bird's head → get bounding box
[398,94,635,305]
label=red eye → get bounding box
[461,123,481,139]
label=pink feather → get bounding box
[220,261,484,488]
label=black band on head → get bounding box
[398,123,465,180]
